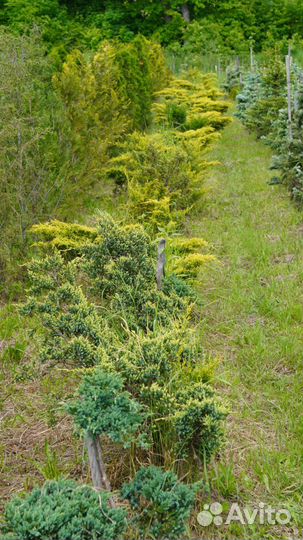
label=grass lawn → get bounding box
[191,117,303,539]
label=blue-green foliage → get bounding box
[163,273,197,300]
[102,325,227,463]
[3,471,200,540]
[247,59,286,139]
[236,72,262,122]
[114,328,190,390]
[122,465,200,540]
[4,479,127,540]
[67,369,146,447]
[273,74,303,202]
[237,54,303,203]
[236,50,286,139]
[23,215,196,375]
[83,214,155,297]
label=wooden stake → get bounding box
[250,46,254,71]
[156,239,166,290]
[181,3,190,22]
[286,46,293,142]
[218,56,221,79]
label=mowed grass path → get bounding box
[191,118,303,539]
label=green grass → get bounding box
[191,118,303,538]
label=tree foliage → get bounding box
[2,0,303,53]
[244,52,286,139]
[108,73,229,232]
[67,369,146,447]
[122,466,200,540]
[24,214,226,467]
[0,29,66,284]
[236,50,303,203]
[0,30,168,289]
[4,480,127,540]
[272,69,303,202]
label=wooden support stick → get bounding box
[181,3,190,22]
[250,46,254,71]
[286,47,293,142]
[156,239,166,290]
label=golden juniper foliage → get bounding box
[52,37,169,216]
[169,237,217,278]
[30,221,102,257]
[170,237,209,252]
[172,253,217,278]
[109,132,198,231]
[29,219,216,280]
[24,213,226,477]
[104,72,231,232]
[152,72,230,130]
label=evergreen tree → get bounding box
[0,30,66,284]
[273,71,303,202]
[236,72,262,123]
[244,50,286,140]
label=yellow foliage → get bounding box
[190,96,229,114]
[104,69,230,233]
[170,237,209,253]
[177,127,221,157]
[167,235,216,279]
[187,111,232,130]
[106,130,213,231]
[153,72,230,132]
[151,66,230,154]
[151,102,169,124]
[174,353,220,384]
[127,190,178,232]
[172,253,217,278]
[30,220,101,256]
[177,125,216,141]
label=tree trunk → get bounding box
[181,4,191,22]
[85,433,115,508]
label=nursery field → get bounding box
[1,4,303,537]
